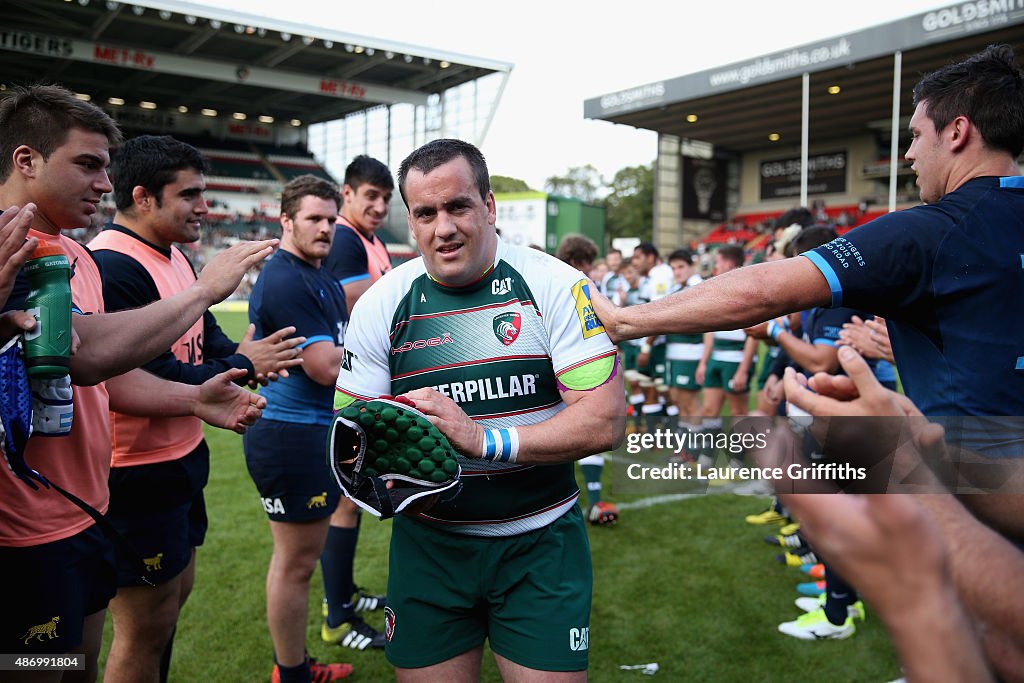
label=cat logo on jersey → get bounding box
[571,280,605,339]
[492,312,521,346]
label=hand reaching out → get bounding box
[0,203,37,310]
[235,323,305,387]
[194,367,267,433]
[838,315,894,363]
[195,240,278,305]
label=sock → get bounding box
[629,394,645,428]
[158,625,175,683]
[693,418,718,461]
[771,496,790,519]
[274,656,311,683]
[321,525,359,627]
[581,463,603,507]
[823,565,857,625]
[690,423,709,462]
[641,402,664,431]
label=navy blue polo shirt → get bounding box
[249,249,348,425]
[804,176,1024,453]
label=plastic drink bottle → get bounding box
[23,242,72,378]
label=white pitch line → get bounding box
[614,477,774,511]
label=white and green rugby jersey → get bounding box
[336,241,617,537]
[638,262,673,348]
[711,329,748,363]
[666,275,704,360]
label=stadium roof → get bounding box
[585,3,1024,153]
[0,0,513,125]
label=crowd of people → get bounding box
[1,41,1023,683]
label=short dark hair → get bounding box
[398,139,490,206]
[634,242,659,259]
[716,245,745,269]
[0,84,122,183]
[774,207,814,229]
[791,224,838,254]
[555,234,598,269]
[111,135,209,211]
[281,174,341,219]
[913,44,1024,158]
[344,154,393,191]
[667,248,694,265]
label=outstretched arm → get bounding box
[106,367,266,433]
[777,333,839,375]
[593,257,830,343]
[914,493,1024,681]
[71,240,276,385]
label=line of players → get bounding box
[598,242,756,469]
[592,219,908,644]
[0,84,394,683]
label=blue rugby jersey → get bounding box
[250,249,348,425]
[804,176,1024,454]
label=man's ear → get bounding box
[948,115,972,153]
[486,191,496,226]
[11,145,38,179]
[131,185,153,211]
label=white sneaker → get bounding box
[778,608,855,640]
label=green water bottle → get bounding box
[23,243,72,378]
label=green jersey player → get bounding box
[334,139,625,681]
